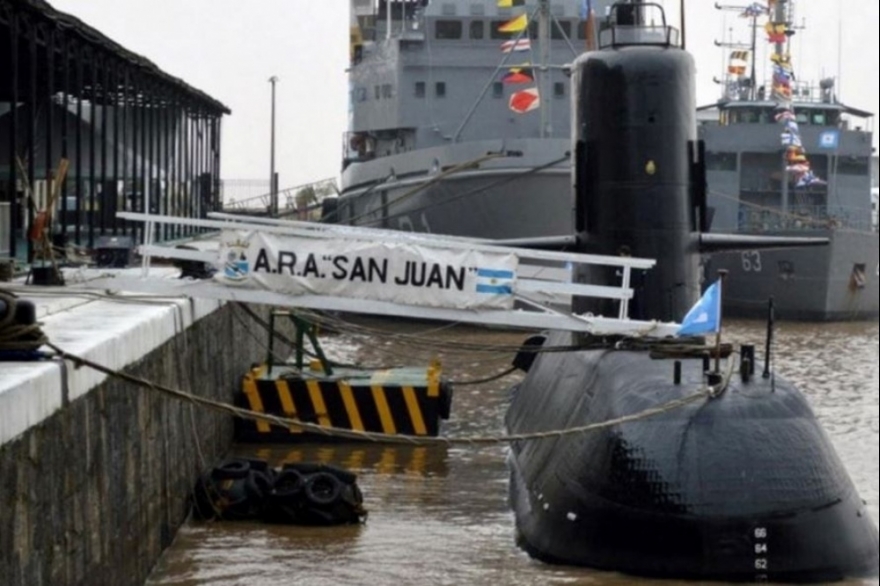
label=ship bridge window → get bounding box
[838,157,869,176]
[415,82,426,98]
[707,152,737,172]
[470,20,485,40]
[812,112,827,125]
[436,82,447,98]
[493,82,504,99]
[729,108,768,124]
[490,20,511,39]
[553,82,565,99]
[435,20,463,40]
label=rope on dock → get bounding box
[0,291,48,352]
[46,341,729,447]
[231,302,519,386]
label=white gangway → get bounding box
[72,212,679,338]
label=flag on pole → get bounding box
[580,0,592,21]
[509,88,540,113]
[502,67,534,84]
[677,280,722,337]
[501,38,531,53]
[740,2,767,18]
[498,13,528,33]
[498,0,525,6]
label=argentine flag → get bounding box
[678,280,722,337]
[475,268,515,296]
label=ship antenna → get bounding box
[680,0,686,50]
[714,270,728,374]
[762,297,775,389]
[538,0,551,139]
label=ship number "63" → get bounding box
[741,251,763,273]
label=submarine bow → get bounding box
[505,3,879,582]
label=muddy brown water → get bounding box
[146,319,879,586]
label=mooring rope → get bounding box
[46,341,727,447]
[231,302,519,385]
[0,291,49,352]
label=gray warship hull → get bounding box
[337,139,573,240]
[706,229,879,321]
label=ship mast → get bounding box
[713,3,760,101]
[774,0,791,214]
[539,0,551,138]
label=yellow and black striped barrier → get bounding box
[235,362,453,443]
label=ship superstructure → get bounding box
[700,0,878,320]
[332,0,607,239]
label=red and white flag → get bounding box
[501,38,531,53]
[509,88,540,114]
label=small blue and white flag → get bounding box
[677,279,722,337]
[780,131,801,148]
[475,268,515,296]
[818,130,840,150]
[580,0,591,21]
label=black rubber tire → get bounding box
[283,463,357,485]
[191,475,221,521]
[272,469,306,499]
[304,472,344,508]
[245,470,274,503]
[211,459,250,481]
[245,459,270,474]
[0,293,15,329]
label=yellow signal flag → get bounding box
[499,13,528,34]
[498,0,526,6]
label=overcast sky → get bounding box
[48,0,879,189]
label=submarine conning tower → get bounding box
[572,2,702,323]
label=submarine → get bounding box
[505,2,880,582]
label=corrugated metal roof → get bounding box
[8,0,231,114]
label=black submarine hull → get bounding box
[505,3,879,581]
[506,333,880,582]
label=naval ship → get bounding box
[699,0,879,321]
[330,0,877,322]
[330,0,606,240]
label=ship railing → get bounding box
[599,24,679,48]
[222,179,339,216]
[737,205,876,233]
[92,211,680,337]
[599,3,680,49]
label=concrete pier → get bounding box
[0,287,289,586]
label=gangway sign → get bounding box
[71,212,681,338]
[217,229,518,311]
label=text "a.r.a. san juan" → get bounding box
[252,249,469,291]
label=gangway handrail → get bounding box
[99,212,677,333]
[125,212,656,271]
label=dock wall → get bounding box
[0,299,289,586]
